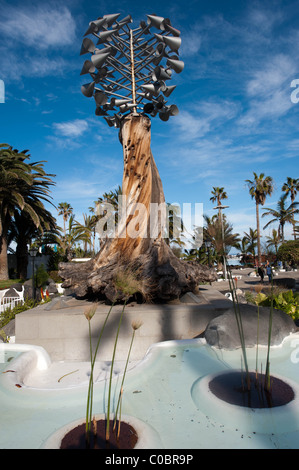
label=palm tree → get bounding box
[165,203,185,246]
[282,177,299,239]
[55,215,90,261]
[210,187,228,217]
[243,228,258,257]
[95,186,122,245]
[58,202,73,237]
[73,213,97,254]
[96,186,121,217]
[203,214,240,270]
[265,229,281,258]
[0,144,55,280]
[8,208,56,279]
[262,194,298,243]
[88,206,101,254]
[245,172,274,266]
[237,236,250,256]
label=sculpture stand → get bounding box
[59,114,216,303]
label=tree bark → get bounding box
[0,218,10,280]
[256,202,261,266]
[59,114,217,302]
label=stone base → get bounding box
[15,296,223,361]
[204,304,297,349]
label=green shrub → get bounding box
[251,289,299,321]
[34,264,49,288]
[0,298,37,329]
[277,240,299,265]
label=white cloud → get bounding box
[238,54,296,127]
[246,54,295,98]
[181,27,202,57]
[0,4,76,49]
[53,119,89,138]
[174,99,239,140]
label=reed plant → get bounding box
[83,265,147,447]
[264,280,274,393]
[226,260,274,397]
[227,266,250,390]
[254,285,263,380]
[113,320,143,438]
[105,269,144,442]
[84,302,114,447]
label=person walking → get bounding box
[257,265,264,283]
[266,262,272,283]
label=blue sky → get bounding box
[0,0,298,250]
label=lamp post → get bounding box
[213,205,229,281]
[29,247,38,300]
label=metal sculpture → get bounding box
[59,13,217,303]
[80,13,183,127]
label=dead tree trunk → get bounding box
[59,114,216,302]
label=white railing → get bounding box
[0,297,24,314]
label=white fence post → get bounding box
[0,297,24,314]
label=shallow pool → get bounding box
[0,350,20,372]
[1,335,299,449]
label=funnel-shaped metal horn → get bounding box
[104,116,115,127]
[139,20,151,34]
[80,38,96,55]
[147,14,165,30]
[96,30,115,44]
[119,103,136,112]
[162,84,176,97]
[92,18,108,30]
[154,65,172,81]
[94,45,115,55]
[169,104,179,116]
[143,102,155,114]
[95,107,108,116]
[104,102,116,111]
[94,90,108,106]
[152,42,169,66]
[114,113,122,127]
[159,111,170,121]
[91,52,110,69]
[111,98,132,107]
[80,60,95,75]
[91,67,109,82]
[84,18,107,35]
[163,36,181,54]
[103,13,121,26]
[156,100,165,110]
[117,14,132,25]
[141,84,160,97]
[159,104,179,121]
[81,82,95,97]
[166,58,184,73]
[137,91,153,100]
[153,33,164,42]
